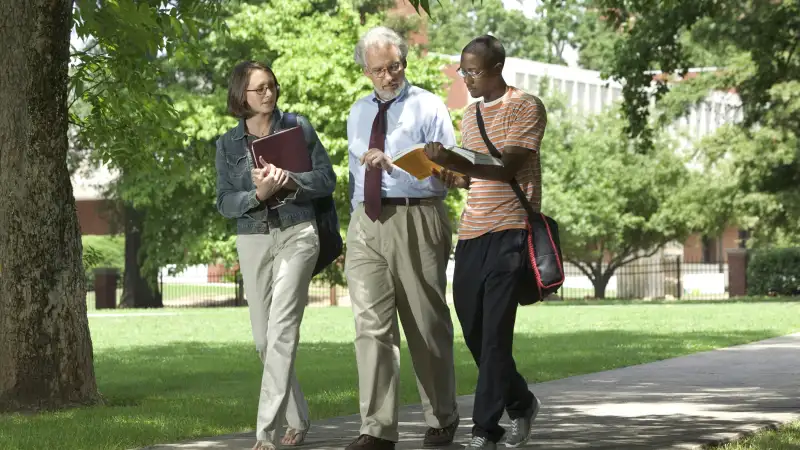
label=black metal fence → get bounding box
[154,270,346,308]
[153,256,730,308]
[557,256,729,300]
[88,255,731,310]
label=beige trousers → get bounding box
[345,200,459,442]
[236,221,320,443]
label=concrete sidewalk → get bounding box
[141,333,800,450]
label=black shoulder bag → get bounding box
[282,113,343,277]
[474,103,565,304]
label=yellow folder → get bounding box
[392,145,465,180]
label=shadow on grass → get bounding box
[0,329,789,450]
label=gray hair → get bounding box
[354,26,408,68]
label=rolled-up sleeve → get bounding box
[215,138,260,218]
[426,100,457,147]
[390,100,457,185]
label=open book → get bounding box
[392,144,503,180]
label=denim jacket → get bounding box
[215,109,336,234]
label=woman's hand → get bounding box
[432,168,470,189]
[252,163,288,201]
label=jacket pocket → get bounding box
[225,153,248,179]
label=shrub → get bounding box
[747,247,800,296]
[82,235,125,290]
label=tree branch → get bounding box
[70,40,101,58]
[68,79,107,111]
[607,244,632,272]
[608,246,663,274]
[566,258,596,281]
[782,35,798,73]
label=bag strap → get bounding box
[474,102,536,218]
[281,112,299,129]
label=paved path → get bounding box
[141,333,800,450]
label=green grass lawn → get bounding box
[1,301,799,450]
[712,420,800,449]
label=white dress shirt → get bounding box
[347,82,457,211]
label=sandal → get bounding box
[252,441,277,450]
[281,427,309,446]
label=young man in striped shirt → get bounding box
[423,35,547,450]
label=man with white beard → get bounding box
[343,26,460,450]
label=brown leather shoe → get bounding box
[345,434,396,450]
[423,416,460,448]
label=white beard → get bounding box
[376,80,406,101]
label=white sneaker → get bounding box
[465,435,497,450]
[505,396,541,447]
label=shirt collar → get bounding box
[233,108,283,141]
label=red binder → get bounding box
[250,126,311,172]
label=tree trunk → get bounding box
[0,0,99,412]
[591,266,613,299]
[120,204,162,308]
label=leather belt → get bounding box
[380,197,435,206]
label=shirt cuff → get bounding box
[284,173,303,202]
[248,190,262,209]
[388,165,408,180]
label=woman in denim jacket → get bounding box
[215,60,336,450]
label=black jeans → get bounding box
[453,229,535,443]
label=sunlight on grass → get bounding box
[1,302,799,450]
[713,421,800,449]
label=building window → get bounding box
[516,72,525,90]
[565,80,574,105]
[527,74,539,93]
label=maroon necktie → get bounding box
[364,98,396,221]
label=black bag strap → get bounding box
[281,112,298,129]
[474,102,536,218]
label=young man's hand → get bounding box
[423,141,450,166]
[433,168,470,189]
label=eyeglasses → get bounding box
[367,62,403,77]
[456,67,488,79]
[246,85,276,96]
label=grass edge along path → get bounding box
[709,419,800,449]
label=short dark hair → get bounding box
[227,60,279,119]
[462,35,506,68]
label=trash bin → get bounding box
[93,267,119,309]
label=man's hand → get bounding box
[423,142,451,166]
[432,168,470,189]
[360,148,394,173]
[252,162,288,201]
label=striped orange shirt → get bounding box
[458,86,547,241]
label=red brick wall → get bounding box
[76,199,117,236]
[683,226,743,263]
[207,263,239,283]
[391,0,429,47]
[443,62,469,111]
[720,226,742,257]
[683,233,704,262]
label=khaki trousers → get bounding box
[345,201,459,442]
[236,221,320,443]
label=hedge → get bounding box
[82,235,125,290]
[747,247,800,296]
